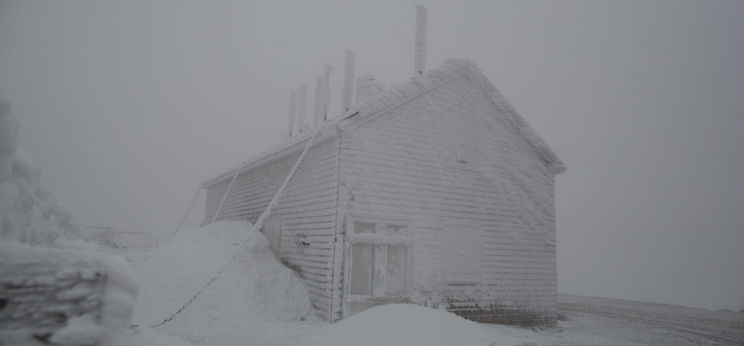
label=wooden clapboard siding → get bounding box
[201,60,561,325]
[203,137,340,321]
[337,74,558,324]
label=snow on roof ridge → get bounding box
[456,59,567,174]
[349,58,474,118]
[349,57,565,174]
[204,58,564,187]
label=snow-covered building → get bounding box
[202,58,565,325]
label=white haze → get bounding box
[0,0,742,311]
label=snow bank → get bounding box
[282,304,534,346]
[133,221,317,345]
[0,241,138,346]
[131,223,547,346]
[132,222,541,346]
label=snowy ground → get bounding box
[116,222,744,346]
[556,294,744,345]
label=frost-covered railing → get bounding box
[0,242,137,345]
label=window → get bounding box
[441,223,481,286]
[346,218,413,301]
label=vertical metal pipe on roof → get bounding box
[414,5,428,77]
[342,50,355,112]
[298,84,307,133]
[322,65,332,121]
[313,77,322,128]
[288,90,297,138]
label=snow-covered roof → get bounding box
[204,58,565,188]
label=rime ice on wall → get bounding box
[202,59,563,324]
[202,139,341,321]
[336,59,562,324]
[0,100,80,245]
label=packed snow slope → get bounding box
[131,221,744,346]
[281,303,532,346]
[132,221,318,345]
[130,221,542,345]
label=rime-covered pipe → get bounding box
[313,77,322,127]
[298,84,307,133]
[322,65,332,121]
[343,50,355,112]
[414,5,428,76]
[288,90,297,138]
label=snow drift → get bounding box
[132,221,317,345]
[131,221,550,346]
[282,303,533,346]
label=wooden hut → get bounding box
[202,58,565,325]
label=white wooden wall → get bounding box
[336,74,558,325]
[204,138,340,320]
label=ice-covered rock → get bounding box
[0,99,140,346]
[0,242,137,345]
[0,99,80,245]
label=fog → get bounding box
[1,0,742,311]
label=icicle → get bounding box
[414,5,428,77]
[342,50,355,112]
[288,90,297,138]
[298,84,307,133]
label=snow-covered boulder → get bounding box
[0,99,80,245]
[0,242,137,345]
[0,99,139,345]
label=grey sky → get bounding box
[1,0,742,311]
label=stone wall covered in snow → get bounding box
[0,100,138,345]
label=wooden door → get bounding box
[343,217,413,318]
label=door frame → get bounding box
[341,213,414,319]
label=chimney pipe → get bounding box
[297,84,307,133]
[414,5,428,77]
[322,65,332,121]
[313,77,322,127]
[342,50,355,112]
[288,90,297,138]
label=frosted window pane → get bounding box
[385,224,407,235]
[385,245,408,295]
[354,221,376,234]
[350,244,374,295]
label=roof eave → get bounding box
[202,125,339,188]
